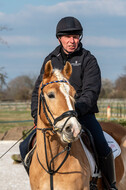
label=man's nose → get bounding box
[69,37,74,43]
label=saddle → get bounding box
[81,128,121,176]
[80,127,121,189]
[80,128,100,176]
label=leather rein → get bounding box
[36,80,78,190]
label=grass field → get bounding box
[0,100,126,134]
[0,110,33,133]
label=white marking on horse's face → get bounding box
[54,69,72,109]
[54,69,81,142]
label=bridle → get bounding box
[36,80,78,190]
[39,80,77,132]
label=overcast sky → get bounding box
[0,0,126,82]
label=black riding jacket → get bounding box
[31,42,101,120]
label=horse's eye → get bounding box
[47,92,55,99]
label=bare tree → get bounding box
[124,66,126,76]
[100,78,114,98]
[100,65,126,99]
[0,67,7,89]
[115,76,126,91]
[0,67,8,100]
[114,75,126,98]
[6,75,36,100]
[0,25,11,46]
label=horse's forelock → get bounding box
[53,69,64,81]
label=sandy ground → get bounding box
[0,141,31,190]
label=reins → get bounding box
[36,127,71,190]
[37,80,77,190]
[0,126,35,159]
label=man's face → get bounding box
[59,35,80,54]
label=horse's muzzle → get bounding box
[61,121,81,143]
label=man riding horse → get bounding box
[20,16,117,190]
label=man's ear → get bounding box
[58,37,61,45]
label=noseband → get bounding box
[39,80,78,133]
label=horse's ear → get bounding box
[43,60,53,79]
[62,61,72,80]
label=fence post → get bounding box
[107,105,111,120]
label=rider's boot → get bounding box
[99,149,118,190]
[11,154,22,163]
[19,128,36,174]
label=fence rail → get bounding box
[0,99,126,119]
[97,99,126,119]
[0,101,31,111]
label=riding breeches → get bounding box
[78,114,111,157]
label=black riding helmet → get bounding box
[56,16,83,40]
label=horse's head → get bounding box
[38,60,81,143]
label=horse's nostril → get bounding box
[65,126,72,133]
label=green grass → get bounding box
[0,100,126,134]
[0,110,33,133]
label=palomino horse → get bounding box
[29,61,90,190]
[29,60,126,190]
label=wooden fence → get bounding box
[0,99,126,119]
[0,101,31,111]
[97,99,126,119]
